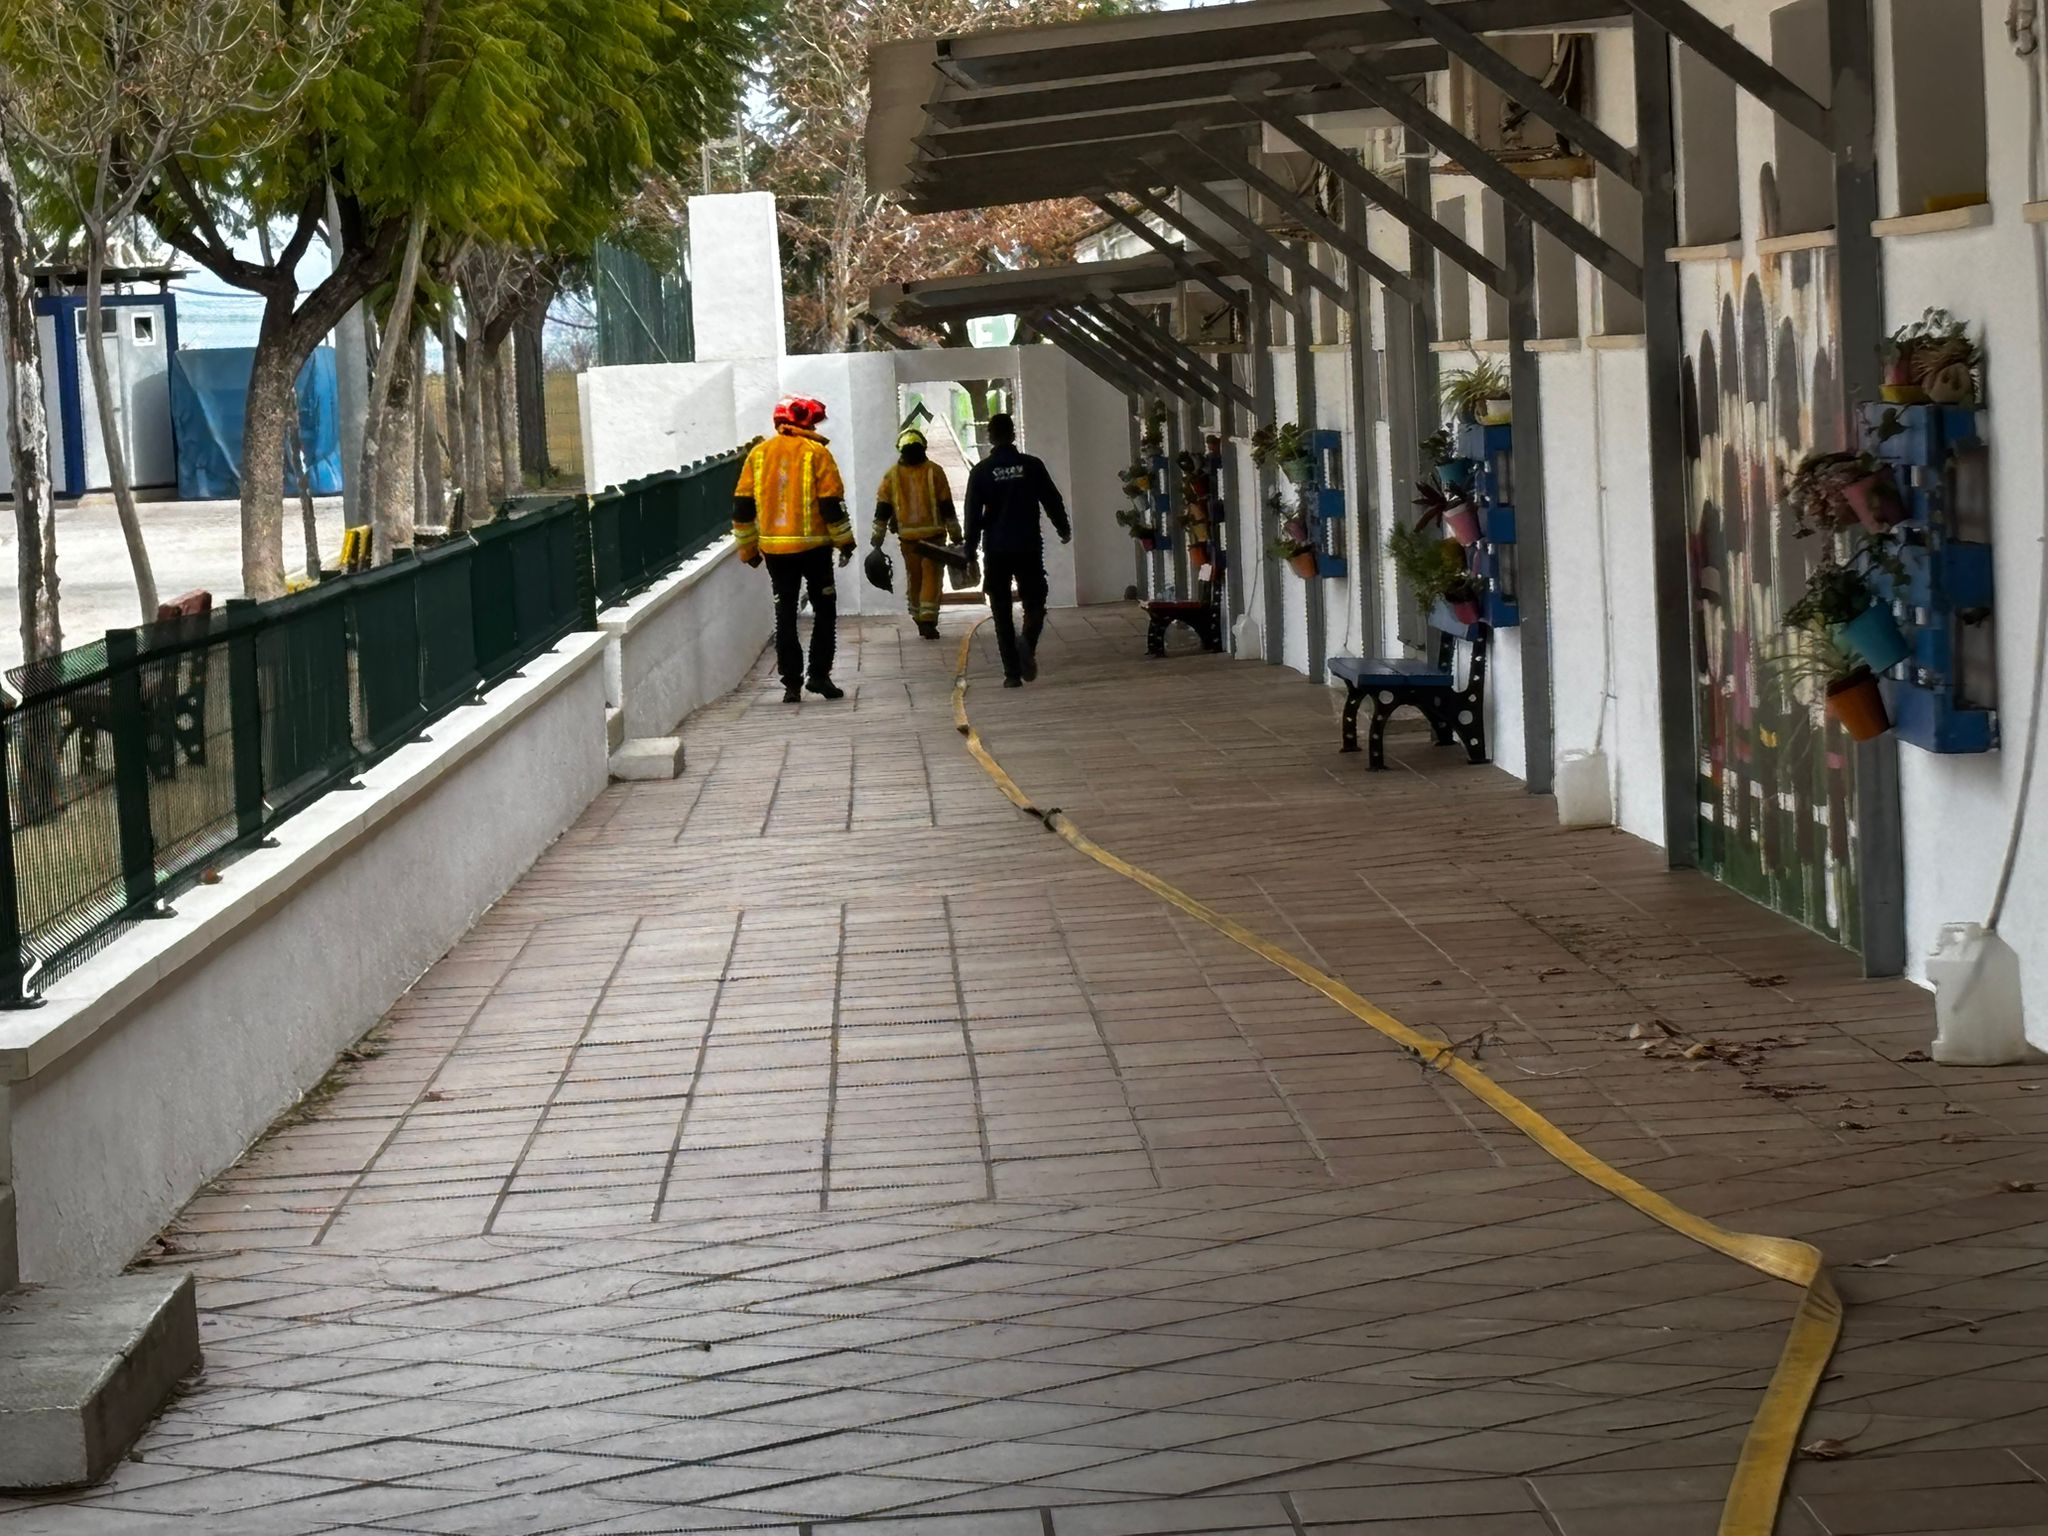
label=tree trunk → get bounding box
[478,346,504,504]
[84,245,159,618]
[240,297,307,599]
[371,330,416,562]
[514,300,548,481]
[413,331,436,528]
[292,411,322,581]
[440,314,468,529]
[421,341,446,529]
[0,137,59,665]
[327,183,370,532]
[456,294,489,521]
[355,210,426,523]
[495,338,520,498]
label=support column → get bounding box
[1253,266,1282,666]
[1632,14,1699,872]
[1343,185,1383,660]
[1505,215,1553,795]
[1292,246,1326,685]
[1392,132,1440,652]
[1830,0,1902,978]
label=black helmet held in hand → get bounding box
[863,546,894,593]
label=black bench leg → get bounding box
[1423,701,1454,746]
[1340,687,1363,753]
[1197,615,1223,652]
[1450,693,1488,763]
[1367,695,1396,770]
[1146,616,1168,657]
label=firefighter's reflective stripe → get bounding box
[735,429,850,555]
[876,462,954,541]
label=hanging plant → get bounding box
[1881,307,1979,407]
[1439,359,1510,424]
[1267,497,1317,578]
[1388,519,1469,616]
[1250,421,1313,479]
[1784,452,1905,536]
[1141,397,1169,449]
[1443,571,1486,627]
[1761,629,1892,742]
[1414,475,1481,546]
[1115,505,1159,548]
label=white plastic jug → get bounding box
[1232,613,1262,661]
[1927,923,2038,1065]
[1556,749,1613,829]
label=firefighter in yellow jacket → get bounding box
[733,396,856,702]
[871,428,960,639]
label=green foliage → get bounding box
[1438,358,1508,420]
[1388,520,1467,615]
[1250,420,1310,474]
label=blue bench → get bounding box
[1330,614,1490,770]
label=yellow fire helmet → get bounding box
[895,427,928,452]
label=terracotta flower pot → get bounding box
[1189,541,1212,570]
[1449,595,1484,626]
[1444,504,1483,546]
[1287,549,1319,579]
[1880,382,1929,405]
[1824,669,1891,741]
[1139,535,1157,552]
[1841,470,1905,532]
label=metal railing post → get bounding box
[104,630,159,913]
[225,599,266,841]
[0,718,34,1007]
[575,495,600,630]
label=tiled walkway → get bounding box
[10,606,2048,1535]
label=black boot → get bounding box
[782,684,802,704]
[806,677,844,700]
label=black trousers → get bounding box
[764,547,837,688]
[982,553,1048,681]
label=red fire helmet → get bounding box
[772,396,828,430]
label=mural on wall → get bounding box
[1685,250,1860,947]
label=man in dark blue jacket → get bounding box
[964,412,1071,686]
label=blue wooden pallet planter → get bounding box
[1892,680,1997,754]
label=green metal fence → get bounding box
[0,448,743,1001]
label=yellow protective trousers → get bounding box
[900,538,945,625]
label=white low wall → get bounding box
[604,543,776,738]
[0,635,610,1283]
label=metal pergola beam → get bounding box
[1089,196,1246,314]
[1504,213,1553,793]
[926,46,1449,131]
[1235,80,1507,293]
[1118,185,1297,310]
[1035,309,1153,399]
[1072,301,1226,409]
[1309,43,1644,298]
[1375,0,1639,187]
[1148,161,1354,311]
[855,310,919,351]
[1172,128,1427,307]
[1618,0,1831,147]
[931,0,1632,91]
[1101,292,1255,413]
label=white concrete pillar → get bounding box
[688,193,786,365]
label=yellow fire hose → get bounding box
[950,622,1837,1535]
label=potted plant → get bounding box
[1117,460,1151,499]
[1141,397,1168,450]
[1115,505,1160,551]
[1251,421,1313,480]
[1440,359,1510,424]
[1268,498,1318,577]
[1784,451,1904,535]
[1881,307,1979,407]
[1388,519,1468,617]
[1443,570,1486,627]
[1415,475,1482,546]
[1783,558,1909,673]
[1765,630,1892,742]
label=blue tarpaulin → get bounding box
[169,347,342,500]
